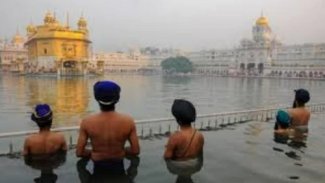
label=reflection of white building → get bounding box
[92,49,150,72]
[0,31,28,72]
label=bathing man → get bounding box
[288,89,311,129]
[76,81,140,173]
[23,104,67,155]
[164,99,204,177]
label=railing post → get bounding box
[149,127,153,137]
[9,141,13,155]
[69,135,73,148]
[168,124,171,134]
[159,125,162,134]
[141,125,144,138]
[261,113,264,121]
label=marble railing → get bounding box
[0,103,324,157]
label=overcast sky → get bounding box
[0,0,324,51]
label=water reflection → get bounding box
[288,129,308,148]
[273,128,308,162]
[273,128,308,148]
[27,78,90,126]
[165,154,203,183]
[24,151,66,183]
[77,156,140,183]
[162,76,192,85]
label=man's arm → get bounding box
[164,135,177,159]
[125,122,140,156]
[22,138,30,156]
[76,121,91,158]
[60,134,68,151]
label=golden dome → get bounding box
[78,16,87,27]
[26,24,36,33]
[256,16,269,26]
[44,12,55,24]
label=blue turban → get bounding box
[31,104,53,123]
[94,81,121,105]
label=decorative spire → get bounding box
[66,12,70,29]
[16,26,20,35]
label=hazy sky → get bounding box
[0,0,324,51]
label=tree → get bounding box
[160,56,193,73]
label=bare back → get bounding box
[288,107,310,127]
[23,131,67,155]
[164,128,204,161]
[77,112,139,161]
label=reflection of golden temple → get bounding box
[55,79,89,113]
[27,78,89,125]
[24,12,92,76]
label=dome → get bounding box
[44,12,55,24]
[256,16,269,26]
[78,16,87,28]
[26,24,36,33]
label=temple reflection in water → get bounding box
[27,77,90,126]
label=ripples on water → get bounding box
[0,74,324,132]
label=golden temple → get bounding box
[25,12,91,76]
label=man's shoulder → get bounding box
[51,132,65,139]
[169,131,182,140]
[26,133,40,141]
[80,113,102,127]
[118,112,134,122]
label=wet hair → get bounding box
[171,99,196,125]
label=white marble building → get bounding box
[92,49,150,73]
[0,32,28,73]
[188,15,325,78]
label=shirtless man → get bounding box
[76,81,139,173]
[288,89,311,128]
[164,99,204,161]
[23,104,67,156]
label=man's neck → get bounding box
[180,125,192,131]
[39,128,51,133]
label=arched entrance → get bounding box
[62,60,78,75]
[240,63,245,70]
[257,63,264,74]
[299,71,307,78]
[247,63,255,74]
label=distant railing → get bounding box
[0,103,325,157]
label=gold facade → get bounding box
[25,12,91,75]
